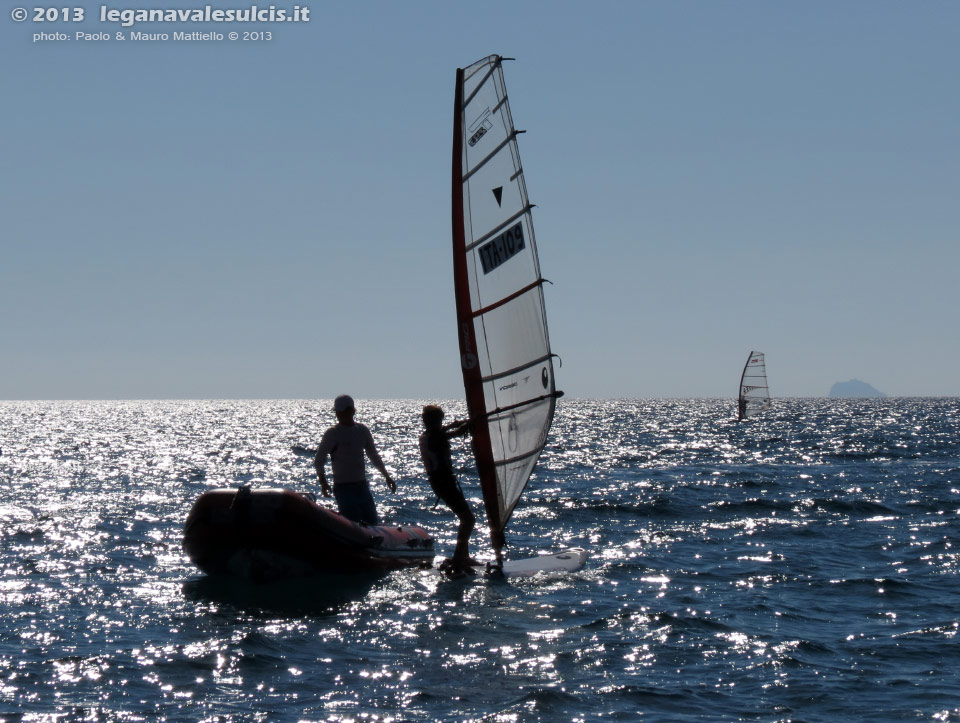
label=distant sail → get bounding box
[451,55,561,564]
[738,351,771,421]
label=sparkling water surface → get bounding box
[1,398,959,721]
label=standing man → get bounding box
[314,394,396,525]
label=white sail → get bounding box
[452,55,560,560]
[738,351,771,420]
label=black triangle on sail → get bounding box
[492,186,503,206]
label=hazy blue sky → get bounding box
[2,1,957,399]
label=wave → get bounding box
[810,498,899,515]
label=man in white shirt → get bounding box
[313,394,396,525]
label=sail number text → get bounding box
[478,222,525,274]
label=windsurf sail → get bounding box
[452,55,562,566]
[738,351,771,420]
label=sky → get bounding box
[1,1,957,400]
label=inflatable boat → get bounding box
[183,486,435,581]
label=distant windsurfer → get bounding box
[314,394,396,525]
[419,404,478,572]
[737,397,747,421]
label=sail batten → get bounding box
[464,204,534,252]
[493,445,550,468]
[472,279,545,318]
[462,130,521,182]
[452,55,558,563]
[464,62,500,105]
[480,354,556,384]
[478,390,564,420]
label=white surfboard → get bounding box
[432,547,588,580]
[499,548,588,578]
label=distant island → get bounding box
[828,379,886,398]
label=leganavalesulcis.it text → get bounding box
[26,5,310,27]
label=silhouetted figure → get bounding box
[419,404,477,572]
[314,395,396,525]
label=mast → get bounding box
[738,353,751,421]
[452,64,506,558]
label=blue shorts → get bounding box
[333,482,378,525]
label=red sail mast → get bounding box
[451,65,506,562]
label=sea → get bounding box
[1,398,958,722]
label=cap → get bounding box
[333,394,355,412]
